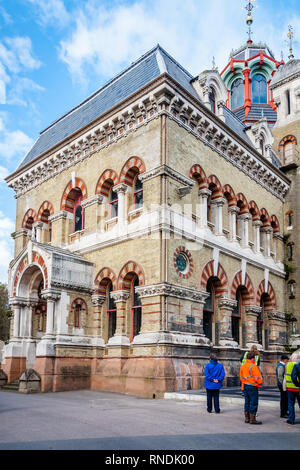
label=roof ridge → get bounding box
[40,44,163,136]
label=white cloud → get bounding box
[0,117,34,161]
[58,0,300,87]
[0,165,9,182]
[6,77,44,107]
[28,0,70,28]
[0,36,41,104]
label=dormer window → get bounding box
[209,88,216,113]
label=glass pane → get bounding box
[252,74,267,104]
[133,307,142,337]
[203,311,212,340]
[232,316,239,343]
[135,190,143,209]
[231,78,244,109]
[108,310,116,339]
[74,205,83,232]
[134,177,143,192]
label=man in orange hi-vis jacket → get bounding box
[240,351,264,424]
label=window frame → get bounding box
[107,282,117,341]
[131,276,142,341]
[109,187,118,219]
[133,174,143,210]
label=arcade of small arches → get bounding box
[20,156,145,242]
[10,249,284,352]
[189,164,281,260]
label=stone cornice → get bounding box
[139,164,195,187]
[135,283,209,303]
[270,70,300,90]
[6,75,290,202]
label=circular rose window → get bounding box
[174,246,193,279]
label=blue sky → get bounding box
[0,0,299,283]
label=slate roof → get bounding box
[17,45,197,171]
[233,104,277,124]
[222,106,254,147]
[270,59,300,87]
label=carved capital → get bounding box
[218,298,237,310]
[82,195,104,208]
[110,290,130,303]
[41,289,61,302]
[91,294,106,306]
[114,183,129,194]
[135,283,209,304]
[245,306,262,317]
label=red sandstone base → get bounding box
[2,357,26,383]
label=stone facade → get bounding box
[1,45,292,397]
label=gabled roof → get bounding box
[17,45,197,171]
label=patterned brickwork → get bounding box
[231,271,255,304]
[189,164,208,189]
[256,280,277,309]
[37,201,54,222]
[118,261,145,290]
[119,156,146,185]
[95,170,119,196]
[200,260,228,297]
[13,252,48,295]
[94,267,117,295]
[22,209,37,229]
[61,177,88,212]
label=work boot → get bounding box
[249,413,262,425]
[244,411,250,423]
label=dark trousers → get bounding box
[206,389,220,413]
[278,385,288,417]
[287,390,300,423]
[244,384,259,415]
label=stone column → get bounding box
[218,298,238,347]
[211,197,226,236]
[245,306,261,348]
[25,301,38,338]
[41,290,61,339]
[114,183,129,226]
[238,213,251,249]
[33,222,43,243]
[267,311,288,351]
[253,220,263,254]
[198,188,212,229]
[261,227,273,258]
[49,211,73,246]
[91,294,106,344]
[228,206,240,242]
[108,290,130,345]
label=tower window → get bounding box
[252,74,267,104]
[231,78,244,110]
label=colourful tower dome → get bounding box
[220,1,283,127]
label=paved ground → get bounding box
[0,388,300,450]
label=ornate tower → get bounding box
[270,26,300,348]
[220,1,283,126]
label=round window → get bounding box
[176,253,189,273]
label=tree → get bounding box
[0,283,11,342]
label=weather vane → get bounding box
[287,25,294,60]
[245,0,256,44]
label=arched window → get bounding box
[258,296,266,345]
[25,216,34,231]
[131,276,142,339]
[74,304,81,328]
[109,188,118,218]
[133,175,143,209]
[288,281,296,299]
[260,136,265,157]
[209,88,216,113]
[284,142,294,165]
[232,289,242,344]
[207,193,212,223]
[287,212,293,228]
[252,74,267,104]
[231,78,244,109]
[107,282,117,341]
[203,280,214,341]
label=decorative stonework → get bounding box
[173,246,194,279]
[7,81,289,202]
[135,282,209,304]
[139,164,195,188]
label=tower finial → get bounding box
[287,25,294,60]
[245,0,256,45]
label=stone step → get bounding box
[1,380,19,392]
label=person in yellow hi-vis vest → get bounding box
[284,351,300,425]
[240,345,261,366]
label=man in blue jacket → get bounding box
[204,353,225,414]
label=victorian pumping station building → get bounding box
[2,4,300,397]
